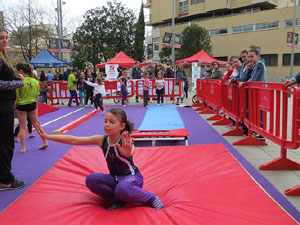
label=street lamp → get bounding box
[289,0,297,78]
[57,0,65,60]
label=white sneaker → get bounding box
[157,104,160,106]
[101,110,106,116]
[84,105,88,108]
[123,105,126,107]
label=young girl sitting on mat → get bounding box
[37,108,164,210]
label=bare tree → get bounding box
[3,0,57,61]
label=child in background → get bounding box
[205,70,212,79]
[37,108,164,210]
[143,72,150,107]
[39,81,49,104]
[78,72,86,106]
[14,117,34,143]
[84,77,106,114]
[155,72,165,105]
[118,70,128,107]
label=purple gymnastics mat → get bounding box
[1,105,299,223]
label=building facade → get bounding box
[145,0,300,81]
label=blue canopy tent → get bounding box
[28,48,72,68]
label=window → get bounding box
[233,21,279,34]
[285,19,300,27]
[209,28,228,36]
[179,0,189,15]
[267,22,279,29]
[255,22,279,31]
[283,53,300,66]
[241,8,251,14]
[191,0,204,4]
[260,54,278,67]
[232,25,254,33]
[153,38,159,52]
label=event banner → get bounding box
[192,62,200,91]
[49,38,72,53]
[286,31,299,48]
[162,33,182,48]
[105,64,119,80]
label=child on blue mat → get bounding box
[37,108,164,210]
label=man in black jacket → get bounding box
[130,62,143,102]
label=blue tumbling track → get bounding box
[138,105,185,130]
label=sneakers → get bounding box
[29,133,35,138]
[0,177,25,191]
[107,201,125,210]
[151,195,165,209]
[253,133,266,142]
[14,137,20,143]
[101,110,106,116]
[157,104,160,106]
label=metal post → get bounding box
[29,0,32,60]
[57,0,62,60]
[171,0,175,63]
[289,0,297,78]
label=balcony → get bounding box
[251,0,278,8]
[145,14,152,26]
[144,0,151,8]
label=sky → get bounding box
[0,0,149,31]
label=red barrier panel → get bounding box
[48,81,69,105]
[195,79,206,111]
[199,79,223,120]
[134,79,182,102]
[234,82,300,169]
[102,80,134,100]
[213,80,244,136]
[47,80,135,105]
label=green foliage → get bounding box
[132,3,145,62]
[72,0,136,69]
[176,23,212,60]
[159,46,172,63]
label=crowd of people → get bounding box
[36,60,190,109]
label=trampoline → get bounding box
[0,143,298,225]
[134,104,188,146]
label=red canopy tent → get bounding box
[175,50,227,66]
[97,51,147,68]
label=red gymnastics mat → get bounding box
[0,144,298,225]
[38,102,59,116]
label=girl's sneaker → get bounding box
[151,195,164,209]
[15,137,20,143]
[29,134,35,138]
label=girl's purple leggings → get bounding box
[85,172,156,205]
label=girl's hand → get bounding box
[16,74,24,81]
[117,131,134,157]
[36,122,48,139]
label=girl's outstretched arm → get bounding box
[117,131,135,157]
[37,123,103,146]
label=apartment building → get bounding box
[145,0,300,81]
